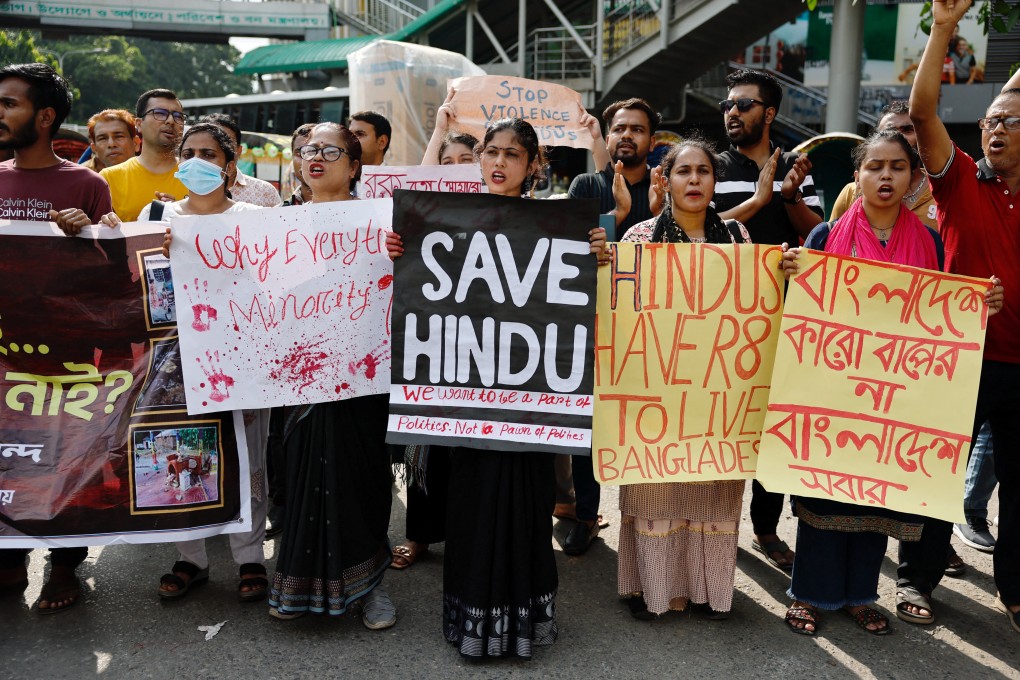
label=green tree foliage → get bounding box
[1,31,254,124]
[802,0,1020,34]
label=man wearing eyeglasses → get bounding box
[712,68,823,575]
[900,0,1020,636]
[100,89,188,222]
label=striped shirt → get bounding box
[712,145,822,245]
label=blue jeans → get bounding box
[963,420,997,521]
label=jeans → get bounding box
[963,420,997,521]
[899,360,1020,606]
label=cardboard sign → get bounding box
[447,75,594,149]
[171,201,393,413]
[357,164,486,199]
[593,243,785,484]
[756,250,988,522]
[386,190,600,454]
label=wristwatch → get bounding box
[782,191,803,205]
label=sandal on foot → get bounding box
[158,561,208,601]
[35,574,80,615]
[845,606,891,636]
[896,587,935,625]
[625,594,657,621]
[752,538,794,572]
[390,543,427,570]
[785,605,819,636]
[35,574,81,615]
[994,597,1020,634]
[269,607,306,621]
[238,563,268,602]
[945,547,967,578]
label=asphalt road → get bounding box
[3,483,1017,679]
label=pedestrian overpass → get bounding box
[0,0,332,42]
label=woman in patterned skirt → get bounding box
[616,137,751,620]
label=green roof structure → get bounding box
[234,0,465,75]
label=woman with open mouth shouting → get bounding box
[779,129,1003,638]
[267,122,398,632]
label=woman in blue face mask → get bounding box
[111,123,273,605]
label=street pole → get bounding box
[824,0,866,134]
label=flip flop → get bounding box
[158,560,209,601]
[35,574,81,615]
[752,538,794,572]
[896,587,935,625]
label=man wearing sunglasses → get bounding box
[900,0,1020,636]
[712,69,823,575]
[100,88,188,222]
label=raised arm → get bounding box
[421,89,456,165]
[1004,66,1020,92]
[910,0,972,175]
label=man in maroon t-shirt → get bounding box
[0,62,113,613]
[906,0,1020,635]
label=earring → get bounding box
[522,174,534,193]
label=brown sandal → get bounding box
[390,543,427,570]
[785,605,820,636]
[845,606,891,636]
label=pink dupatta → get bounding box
[825,197,938,270]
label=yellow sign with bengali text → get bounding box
[593,242,785,485]
[756,250,989,523]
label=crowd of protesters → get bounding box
[0,0,1017,656]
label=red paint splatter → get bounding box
[377,274,393,291]
[191,304,218,332]
[233,324,240,332]
[335,385,342,393]
[268,339,329,393]
[340,382,349,390]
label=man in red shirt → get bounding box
[0,62,113,613]
[906,0,1020,634]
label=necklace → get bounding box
[871,224,893,240]
[904,171,927,205]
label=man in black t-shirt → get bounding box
[563,98,663,555]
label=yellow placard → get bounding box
[757,250,989,523]
[593,242,785,484]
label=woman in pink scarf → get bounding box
[777,130,1002,637]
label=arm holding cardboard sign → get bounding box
[422,89,458,165]
[578,105,611,171]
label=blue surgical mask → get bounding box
[175,157,226,195]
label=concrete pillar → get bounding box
[824,0,866,134]
[465,0,474,62]
[518,0,527,78]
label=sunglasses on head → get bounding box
[719,98,766,114]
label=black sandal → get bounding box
[158,560,209,600]
[785,605,820,636]
[625,594,657,620]
[238,563,268,602]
